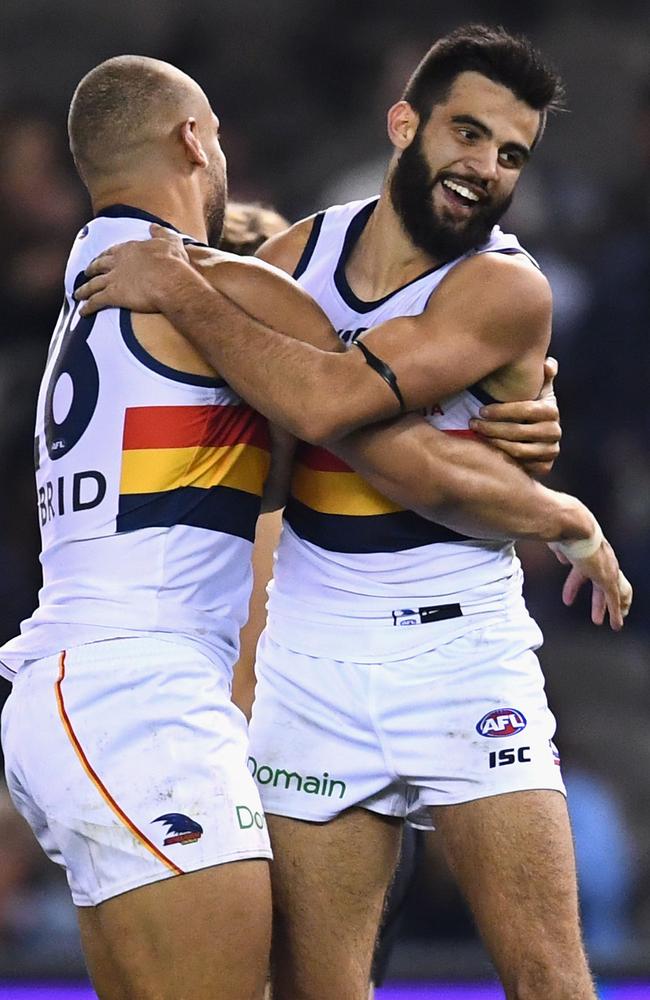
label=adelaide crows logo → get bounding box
[153,813,204,846]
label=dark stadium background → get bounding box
[0,0,648,995]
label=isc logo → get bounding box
[476,708,527,738]
[489,747,531,769]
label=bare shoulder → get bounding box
[255,215,318,274]
[437,251,552,318]
[485,251,551,308]
[421,251,552,359]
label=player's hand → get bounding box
[548,536,633,631]
[469,357,561,478]
[75,224,193,315]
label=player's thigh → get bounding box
[76,906,129,1000]
[268,808,402,1000]
[371,824,420,988]
[78,860,271,1000]
[432,790,594,998]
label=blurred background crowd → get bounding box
[0,0,648,986]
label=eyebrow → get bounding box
[450,114,531,161]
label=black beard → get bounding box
[389,130,513,263]
[205,167,227,246]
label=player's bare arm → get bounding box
[76,230,562,530]
[256,222,562,476]
[253,227,626,630]
[79,225,560,462]
[249,371,628,630]
[328,414,631,630]
[75,228,632,626]
[471,356,560,476]
[77,227,549,442]
[353,250,551,411]
[185,240,344,355]
[261,425,296,512]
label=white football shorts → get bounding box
[248,616,565,828]
[2,636,272,906]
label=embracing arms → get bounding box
[75,228,631,627]
[77,225,549,443]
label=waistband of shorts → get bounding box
[264,581,538,661]
[267,592,513,631]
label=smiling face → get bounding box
[389,71,540,261]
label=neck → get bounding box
[346,183,440,300]
[90,179,208,243]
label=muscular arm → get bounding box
[330,418,633,630]
[76,225,576,543]
[187,242,625,628]
[331,415,592,543]
[261,424,296,512]
[79,225,549,444]
[76,224,631,626]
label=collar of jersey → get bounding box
[94,204,181,231]
[334,198,447,314]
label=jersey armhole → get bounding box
[292,213,325,279]
[119,309,226,388]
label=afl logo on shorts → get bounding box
[476,708,527,738]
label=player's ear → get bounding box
[387,101,419,150]
[180,118,208,168]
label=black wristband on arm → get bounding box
[353,339,406,415]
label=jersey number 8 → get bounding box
[41,274,100,463]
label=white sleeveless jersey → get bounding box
[0,206,270,680]
[267,197,540,661]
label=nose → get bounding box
[465,144,500,183]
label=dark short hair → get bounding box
[403,24,565,143]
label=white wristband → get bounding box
[554,523,603,561]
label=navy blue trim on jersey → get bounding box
[292,213,325,280]
[496,246,540,269]
[119,310,226,388]
[182,237,210,249]
[283,498,472,553]
[95,205,210,248]
[117,484,261,541]
[468,382,501,405]
[46,296,71,363]
[95,204,182,231]
[333,201,445,314]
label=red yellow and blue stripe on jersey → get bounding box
[284,441,471,553]
[117,404,270,540]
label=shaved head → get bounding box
[68,55,227,243]
[68,55,209,182]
